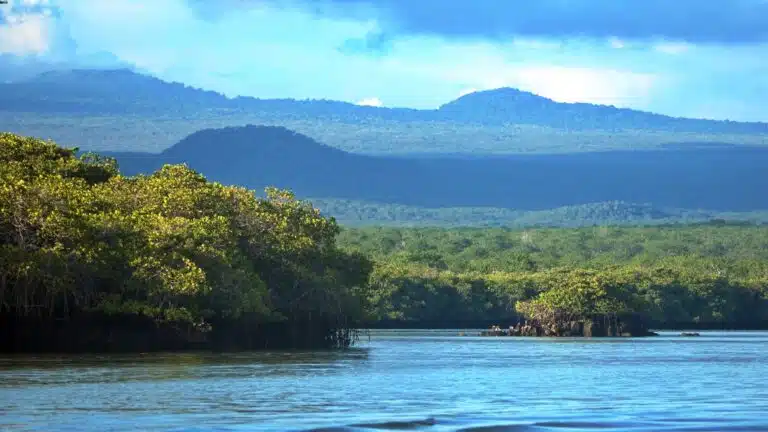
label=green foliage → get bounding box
[337,226,768,274]
[312,199,768,228]
[339,226,768,326]
[2,132,767,339]
[0,133,372,341]
[0,132,118,184]
[515,269,644,323]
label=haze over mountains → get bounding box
[4,69,768,131]
[2,68,768,227]
[108,125,768,222]
[2,69,767,154]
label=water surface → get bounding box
[1,330,767,431]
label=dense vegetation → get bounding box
[107,126,768,213]
[313,199,768,228]
[0,133,372,352]
[339,226,768,328]
[3,132,768,353]
[1,69,767,155]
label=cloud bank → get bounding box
[0,0,766,121]
[225,0,768,43]
[0,0,56,55]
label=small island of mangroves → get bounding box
[2,132,768,352]
[480,314,657,338]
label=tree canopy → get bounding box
[3,132,768,352]
[0,133,372,350]
[341,227,768,328]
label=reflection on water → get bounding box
[0,349,371,385]
[1,331,768,431]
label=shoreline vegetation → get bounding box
[1,133,371,352]
[342,225,768,333]
[2,133,768,352]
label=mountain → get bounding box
[5,68,767,132]
[0,52,133,83]
[1,69,767,154]
[0,68,423,118]
[107,125,768,215]
[0,69,230,114]
[438,88,768,134]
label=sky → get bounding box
[1,0,767,122]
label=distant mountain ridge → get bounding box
[1,69,230,114]
[106,125,768,213]
[439,88,768,133]
[3,68,767,134]
[2,68,767,155]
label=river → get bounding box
[1,330,767,431]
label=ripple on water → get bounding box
[1,331,768,431]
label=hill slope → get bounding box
[439,88,768,133]
[108,126,768,218]
[0,69,230,114]
[314,199,768,227]
[2,69,767,154]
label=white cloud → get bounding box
[512,37,562,50]
[0,4,53,55]
[509,66,657,106]
[51,0,381,96]
[356,97,383,107]
[369,37,661,109]
[609,37,626,49]
[4,0,761,120]
[654,42,692,55]
[0,1,663,111]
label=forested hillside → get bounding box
[107,126,768,214]
[439,88,768,133]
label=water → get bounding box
[1,330,767,432]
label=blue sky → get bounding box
[1,0,767,121]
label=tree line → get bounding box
[313,198,768,228]
[340,224,768,328]
[2,133,768,353]
[0,133,371,351]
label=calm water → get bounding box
[1,330,767,432]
